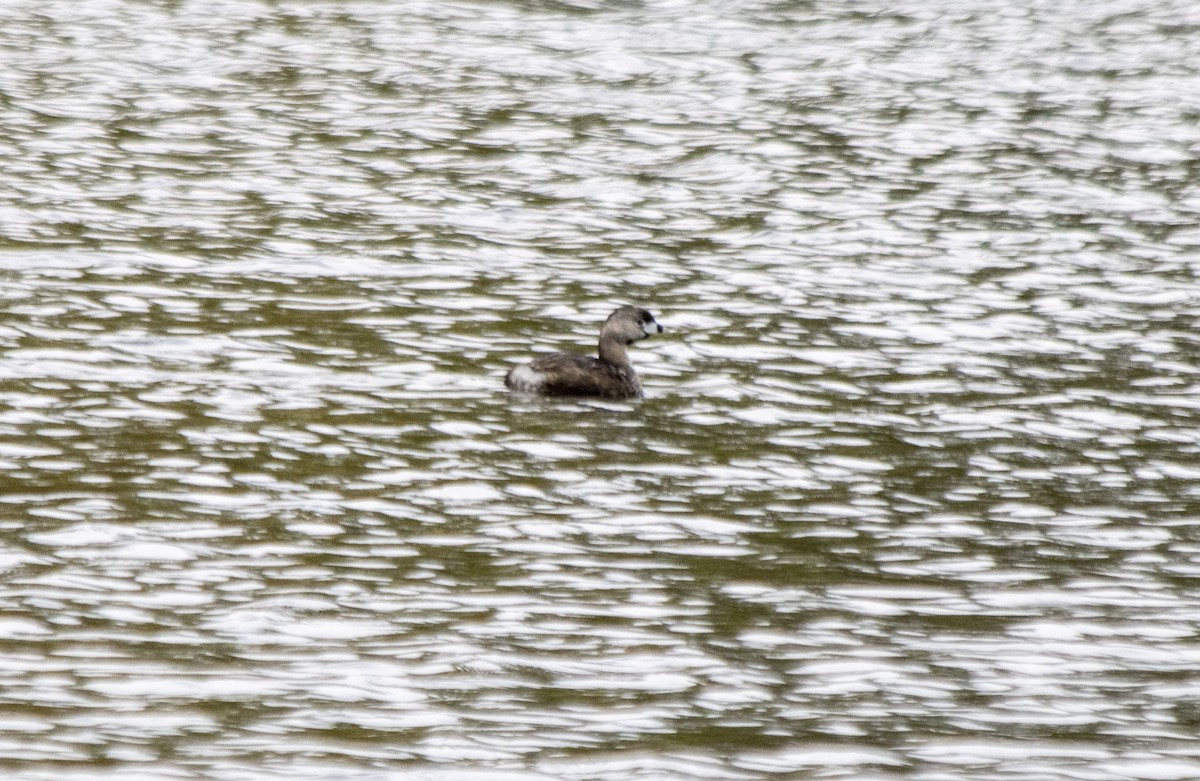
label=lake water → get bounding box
[3,1,1200,779]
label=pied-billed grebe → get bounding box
[506,305,663,399]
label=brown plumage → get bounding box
[506,305,663,399]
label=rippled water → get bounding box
[3,0,1200,779]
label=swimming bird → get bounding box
[505,305,663,399]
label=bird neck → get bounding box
[598,335,631,367]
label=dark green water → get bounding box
[3,1,1200,779]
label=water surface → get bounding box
[3,0,1200,779]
